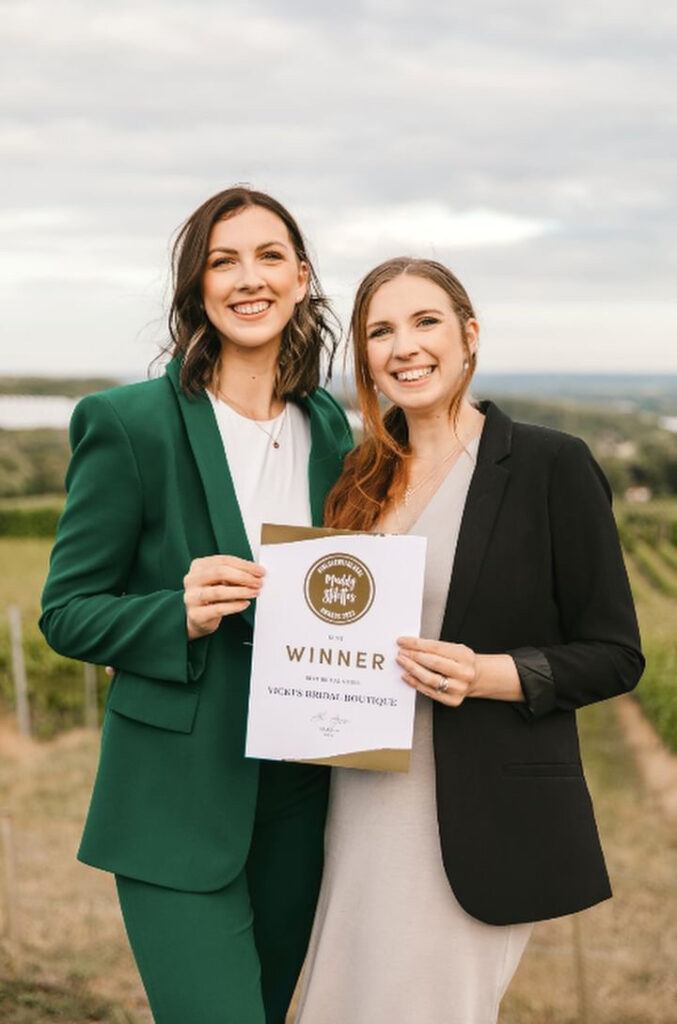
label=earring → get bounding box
[463,360,469,370]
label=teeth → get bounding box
[395,367,433,382]
[232,301,271,314]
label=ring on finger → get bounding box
[436,675,450,694]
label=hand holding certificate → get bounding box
[245,524,427,771]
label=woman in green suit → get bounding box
[40,187,353,1024]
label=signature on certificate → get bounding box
[310,711,349,738]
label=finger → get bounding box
[185,565,265,588]
[190,555,266,576]
[185,585,261,608]
[397,636,441,653]
[397,637,468,659]
[398,653,468,694]
[189,600,252,628]
[397,653,447,691]
[185,565,265,589]
[401,671,465,707]
[398,648,474,682]
[105,665,115,677]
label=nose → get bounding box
[391,326,421,361]
[233,256,266,292]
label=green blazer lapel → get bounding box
[297,393,347,526]
[166,358,255,629]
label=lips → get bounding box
[230,300,272,316]
[392,366,435,382]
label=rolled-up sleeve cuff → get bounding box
[187,633,211,682]
[508,646,557,720]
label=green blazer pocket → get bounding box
[502,762,583,778]
[107,670,200,733]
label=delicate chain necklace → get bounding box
[216,389,287,449]
[404,442,462,506]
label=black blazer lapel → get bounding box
[439,401,512,639]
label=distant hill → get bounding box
[0,373,675,501]
[473,373,677,417]
[0,376,122,398]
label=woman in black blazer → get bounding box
[295,257,644,1024]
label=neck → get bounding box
[405,398,483,460]
[211,338,284,419]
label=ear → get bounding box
[296,260,310,303]
[465,318,480,358]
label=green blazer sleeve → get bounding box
[40,393,208,683]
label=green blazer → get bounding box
[40,356,353,890]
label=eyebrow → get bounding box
[207,240,290,256]
[366,308,446,328]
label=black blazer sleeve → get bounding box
[509,435,644,719]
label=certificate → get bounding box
[245,524,427,772]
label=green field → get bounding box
[0,539,107,737]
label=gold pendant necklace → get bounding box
[215,389,287,449]
[403,442,461,506]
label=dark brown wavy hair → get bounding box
[166,186,339,396]
[325,257,478,531]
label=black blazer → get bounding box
[432,401,643,925]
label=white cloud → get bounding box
[479,300,677,372]
[322,204,556,259]
[0,207,80,231]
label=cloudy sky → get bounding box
[2,0,676,377]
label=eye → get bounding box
[367,326,391,339]
[210,257,235,268]
[417,316,439,328]
[261,250,284,261]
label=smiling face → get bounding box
[202,205,309,359]
[365,273,478,417]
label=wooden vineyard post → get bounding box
[7,605,30,737]
[0,810,21,972]
[83,663,98,729]
[571,911,590,1024]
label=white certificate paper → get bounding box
[245,524,427,772]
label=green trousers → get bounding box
[116,761,329,1024]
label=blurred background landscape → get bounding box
[1,371,676,1022]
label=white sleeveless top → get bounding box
[207,394,312,558]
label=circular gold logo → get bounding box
[304,552,376,624]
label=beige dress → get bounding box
[295,439,533,1024]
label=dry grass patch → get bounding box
[1,695,675,1023]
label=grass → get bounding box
[0,495,64,509]
[498,699,677,1023]
[1,696,675,1024]
[632,637,677,756]
[658,541,677,574]
[625,553,677,753]
[0,977,137,1023]
[631,542,677,598]
[0,539,107,737]
[0,724,151,1023]
[616,498,677,550]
